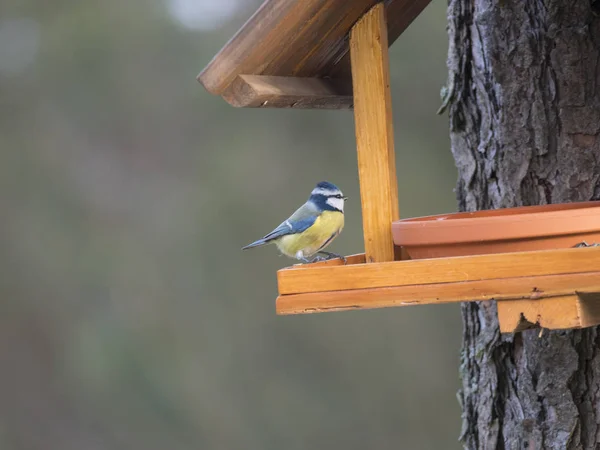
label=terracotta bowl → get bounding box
[392,201,600,259]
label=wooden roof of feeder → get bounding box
[199,1,600,334]
[197,0,431,109]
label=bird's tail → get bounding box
[241,238,269,250]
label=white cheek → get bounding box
[327,197,344,211]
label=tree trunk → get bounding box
[445,0,600,448]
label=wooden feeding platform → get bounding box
[198,0,600,333]
[276,248,600,333]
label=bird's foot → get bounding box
[317,251,347,264]
[309,255,327,263]
[298,253,347,264]
[574,241,600,248]
[298,256,328,264]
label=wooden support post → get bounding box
[350,3,399,263]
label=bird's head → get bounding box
[309,181,347,213]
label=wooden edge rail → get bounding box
[222,75,353,109]
[277,246,600,295]
[276,271,600,318]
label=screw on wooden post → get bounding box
[350,2,399,263]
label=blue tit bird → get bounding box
[242,181,347,263]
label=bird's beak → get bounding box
[343,196,348,201]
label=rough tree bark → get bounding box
[444,0,600,448]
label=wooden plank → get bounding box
[277,246,600,295]
[497,296,582,333]
[276,271,600,315]
[350,3,399,263]
[197,0,381,95]
[497,293,600,332]
[221,75,353,109]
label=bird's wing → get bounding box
[261,202,319,241]
[262,217,316,241]
[242,202,319,250]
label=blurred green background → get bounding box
[1,0,462,448]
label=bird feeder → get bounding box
[198,0,600,333]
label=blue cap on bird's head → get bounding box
[309,181,348,212]
[311,181,343,196]
[315,181,339,192]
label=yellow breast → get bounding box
[276,211,344,259]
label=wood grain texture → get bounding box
[221,75,353,109]
[197,0,432,108]
[331,0,433,78]
[276,271,600,315]
[350,3,399,263]
[496,293,600,333]
[277,246,600,295]
[198,0,377,95]
[497,296,581,332]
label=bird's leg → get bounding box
[298,257,312,264]
[317,251,347,264]
[309,255,327,263]
[574,241,600,248]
